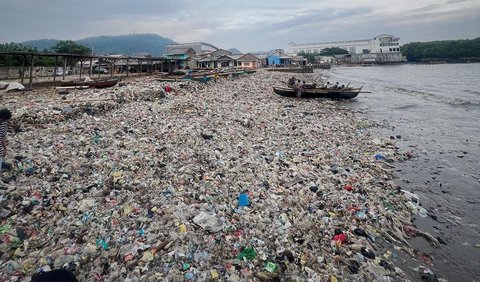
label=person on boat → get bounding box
[287,76,295,88]
[338,84,345,90]
[332,82,339,89]
[323,81,330,88]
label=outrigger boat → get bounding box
[272,85,369,99]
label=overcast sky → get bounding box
[1,0,479,52]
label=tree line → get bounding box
[0,40,91,67]
[297,47,348,63]
[401,37,480,62]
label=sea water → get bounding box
[320,63,480,281]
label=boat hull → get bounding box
[61,77,120,88]
[273,86,361,99]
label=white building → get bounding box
[287,34,401,55]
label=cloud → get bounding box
[0,0,479,51]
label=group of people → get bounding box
[323,81,346,90]
[287,76,306,98]
[288,77,347,97]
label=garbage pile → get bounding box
[0,71,437,281]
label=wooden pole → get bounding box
[139,60,143,76]
[53,56,58,82]
[21,55,25,84]
[63,57,67,80]
[29,55,34,89]
[126,59,129,77]
[111,59,115,78]
[80,60,83,80]
[89,57,93,77]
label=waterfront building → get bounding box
[287,34,401,55]
[266,50,293,66]
[236,54,261,69]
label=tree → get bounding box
[401,37,480,62]
[297,51,319,63]
[298,47,349,63]
[319,47,348,56]
[51,40,91,55]
[0,42,37,66]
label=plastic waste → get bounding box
[238,192,250,207]
[0,70,429,281]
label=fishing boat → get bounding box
[61,77,120,88]
[272,85,367,99]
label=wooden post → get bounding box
[89,57,93,77]
[139,60,143,76]
[63,57,67,80]
[21,55,25,84]
[53,56,58,82]
[80,59,83,80]
[126,59,129,77]
[28,55,34,89]
[111,59,115,78]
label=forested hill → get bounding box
[401,37,480,62]
[78,34,176,56]
[22,34,176,56]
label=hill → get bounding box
[78,34,176,56]
[22,34,176,56]
[22,39,59,51]
[228,48,242,55]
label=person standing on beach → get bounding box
[295,79,303,98]
[0,108,12,182]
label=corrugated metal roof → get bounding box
[164,48,194,55]
[237,54,260,61]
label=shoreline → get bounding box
[321,64,480,281]
[1,70,433,281]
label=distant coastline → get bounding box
[413,57,480,64]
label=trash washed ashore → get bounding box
[0,70,439,281]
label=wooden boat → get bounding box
[272,85,367,99]
[61,77,120,88]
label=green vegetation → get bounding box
[0,40,91,67]
[51,40,91,55]
[401,37,480,62]
[0,42,41,66]
[319,47,349,56]
[298,47,349,63]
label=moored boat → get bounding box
[61,77,120,88]
[272,85,367,99]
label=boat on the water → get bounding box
[61,77,120,88]
[272,85,367,99]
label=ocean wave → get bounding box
[379,85,480,106]
[320,70,480,107]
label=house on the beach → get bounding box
[266,50,293,66]
[236,54,261,69]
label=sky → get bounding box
[0,0,479,52]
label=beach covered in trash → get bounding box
[0,70,436,281]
